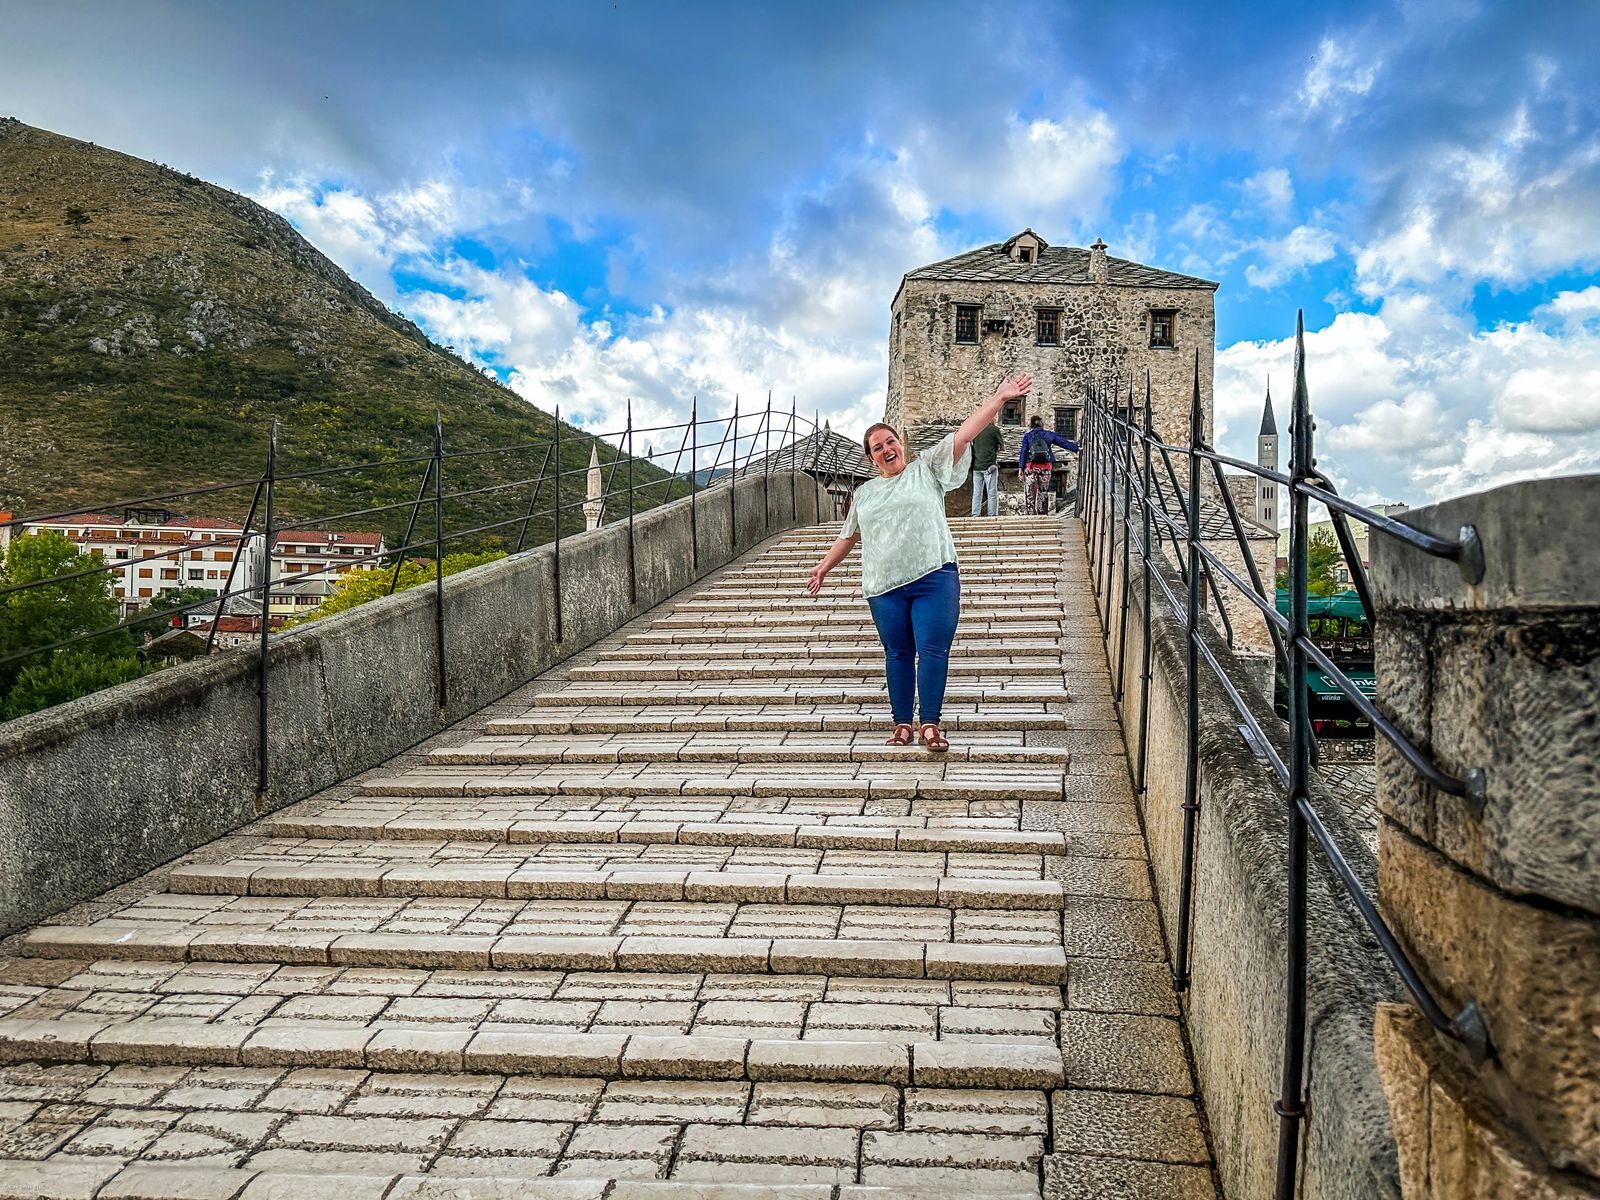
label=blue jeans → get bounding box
[866,563,960,725]
[971,465,999,516]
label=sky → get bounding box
[5,0,1599,510]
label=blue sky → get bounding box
[6,0,1600,508]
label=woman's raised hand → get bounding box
[997,373,1034,402]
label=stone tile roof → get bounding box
[748,426,875,480]
[904,243,1218,291]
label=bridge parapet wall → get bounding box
[0,472,821,938]
[1371,476,1600,1198]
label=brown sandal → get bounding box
[885,723,915,746]
[919,722,950,753]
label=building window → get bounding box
[1054,407,1080,440]
[1001,399,1024,425]
[1018,247,1033,264]
[955,305,980,344]
[1036,308,1061,346]
[187,569,204,581]
[1150,309,1177,349]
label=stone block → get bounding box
[745,1039,910,1085]
[1051,1089,1210,1166]
[91,1021,249,1067]
[491,936,620,970]
[1380,823,1600,1174]
[768,938,923,978]
[364,1028,470,1073]
[620,1035,749,1081]
[99,1164,258,1199]
[1376,1004,1600,1199]
[463,1030,625,1076]
[925,943,1068,984]
[615,936,771,973]
[1059,1011,1192,1096]
[1043,1153,1218,1199]
[913,1041,1064,1089]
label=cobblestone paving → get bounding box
[0,517,1217,1198]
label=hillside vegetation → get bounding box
[0,118,665,547]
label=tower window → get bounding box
[1036,308,1062,346]
[1018,247,1033,263]
[1001,400,1024,425]
[1150,309,1177,349]
[1054,407,1080,440]
[955,305,980,344]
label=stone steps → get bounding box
[528,685,1068,707]
[0,1177,1043,1200]
[565,660,1064,682]
[484,709,1072,735]
[426,737,1071,765]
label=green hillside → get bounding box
[0,118,666,549]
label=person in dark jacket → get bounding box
[968,419,1004,516]
[1017,416,1080,515]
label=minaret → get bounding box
[583,444,604,530]
[1256,379,1279,528]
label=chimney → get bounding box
[1088,238,1109,284]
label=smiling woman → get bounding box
[807,374,1032,752]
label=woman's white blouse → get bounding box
[842,432,971,597]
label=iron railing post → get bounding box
[513,442,553,555]
[1175,357,1204,991]
[789,399,798,519]
[389,455,435,595]
[1275,312,1314,1198]
[432,412,447,709]
[763,393,772,530]
[255,419,277,805]
[553,405,563,642]
[690,398,699,572]
[730,399,739,552]
[1100,384,1117,632]
[208,475,265,656]
[626,399,637,607]
[1136,386,1155,795]
[1114,385,1133,701]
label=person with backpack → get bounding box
[1018,415,1079,515]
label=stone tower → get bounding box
[1257,380,1279,529]
[583,445,604,530]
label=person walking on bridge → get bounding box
[1018,414,1079,516]
[806,374,1034,752]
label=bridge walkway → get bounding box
[0,516,1216,1198]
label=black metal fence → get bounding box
[1076,314,1489,1198]
[0,399,858,768]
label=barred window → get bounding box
[1001,399,1024,425]
[1150,309,1177,349]
[1036,308,1061,346]
[955,305,980,344]
[1054,407,1080,440]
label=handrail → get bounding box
[1076,312,1491,1200]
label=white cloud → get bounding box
[1244,225,1338,289]
[1216,298,1600,506]
[1240,167,1295,220]
[1542,285,1600,323]
[1299,36,1380,111]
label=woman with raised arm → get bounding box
[807,374,1033,752]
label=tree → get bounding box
[1,649,146,720]
[1275,528,1344,596]
[294,549,506,623]
[63,206,91,233]
[129,587,215,644]
[0,533,133,692]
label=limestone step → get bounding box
[483,710,1070,735]
[168,861,1066,909]
[427,737,1071,766]
[565,660,1065,682]
[352,769,1067,803]
[529,684,1067,707]
[257,815,1071,855]
[0,1165,1042,1200]
[19,922,1072,985]
[667,599,1065,614]
[0,1171,1036,1200]
[602,639,1065,657]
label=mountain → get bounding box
[0,119,662,546]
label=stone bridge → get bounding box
[0,471,1594,1200]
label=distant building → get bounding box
[1257,382,1279,529]
[885,230,1218,512]
[17,509,384,618]
[743,423,874,520]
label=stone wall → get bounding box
[1099,529,1402,1199]
[887,277,1215,447]
[1369,476,1600,1198]
[0,472,824,938]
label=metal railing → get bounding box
[1076,314,1489,1199]
[1,398,861,784]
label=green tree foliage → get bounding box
[1,649,146,720]
[63,205,91,232]
[0,531,147,718]
[129,586,215,643]
[1275,528,1344,597]
[294,549,507,623]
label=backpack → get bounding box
[1027,435,1050,465]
